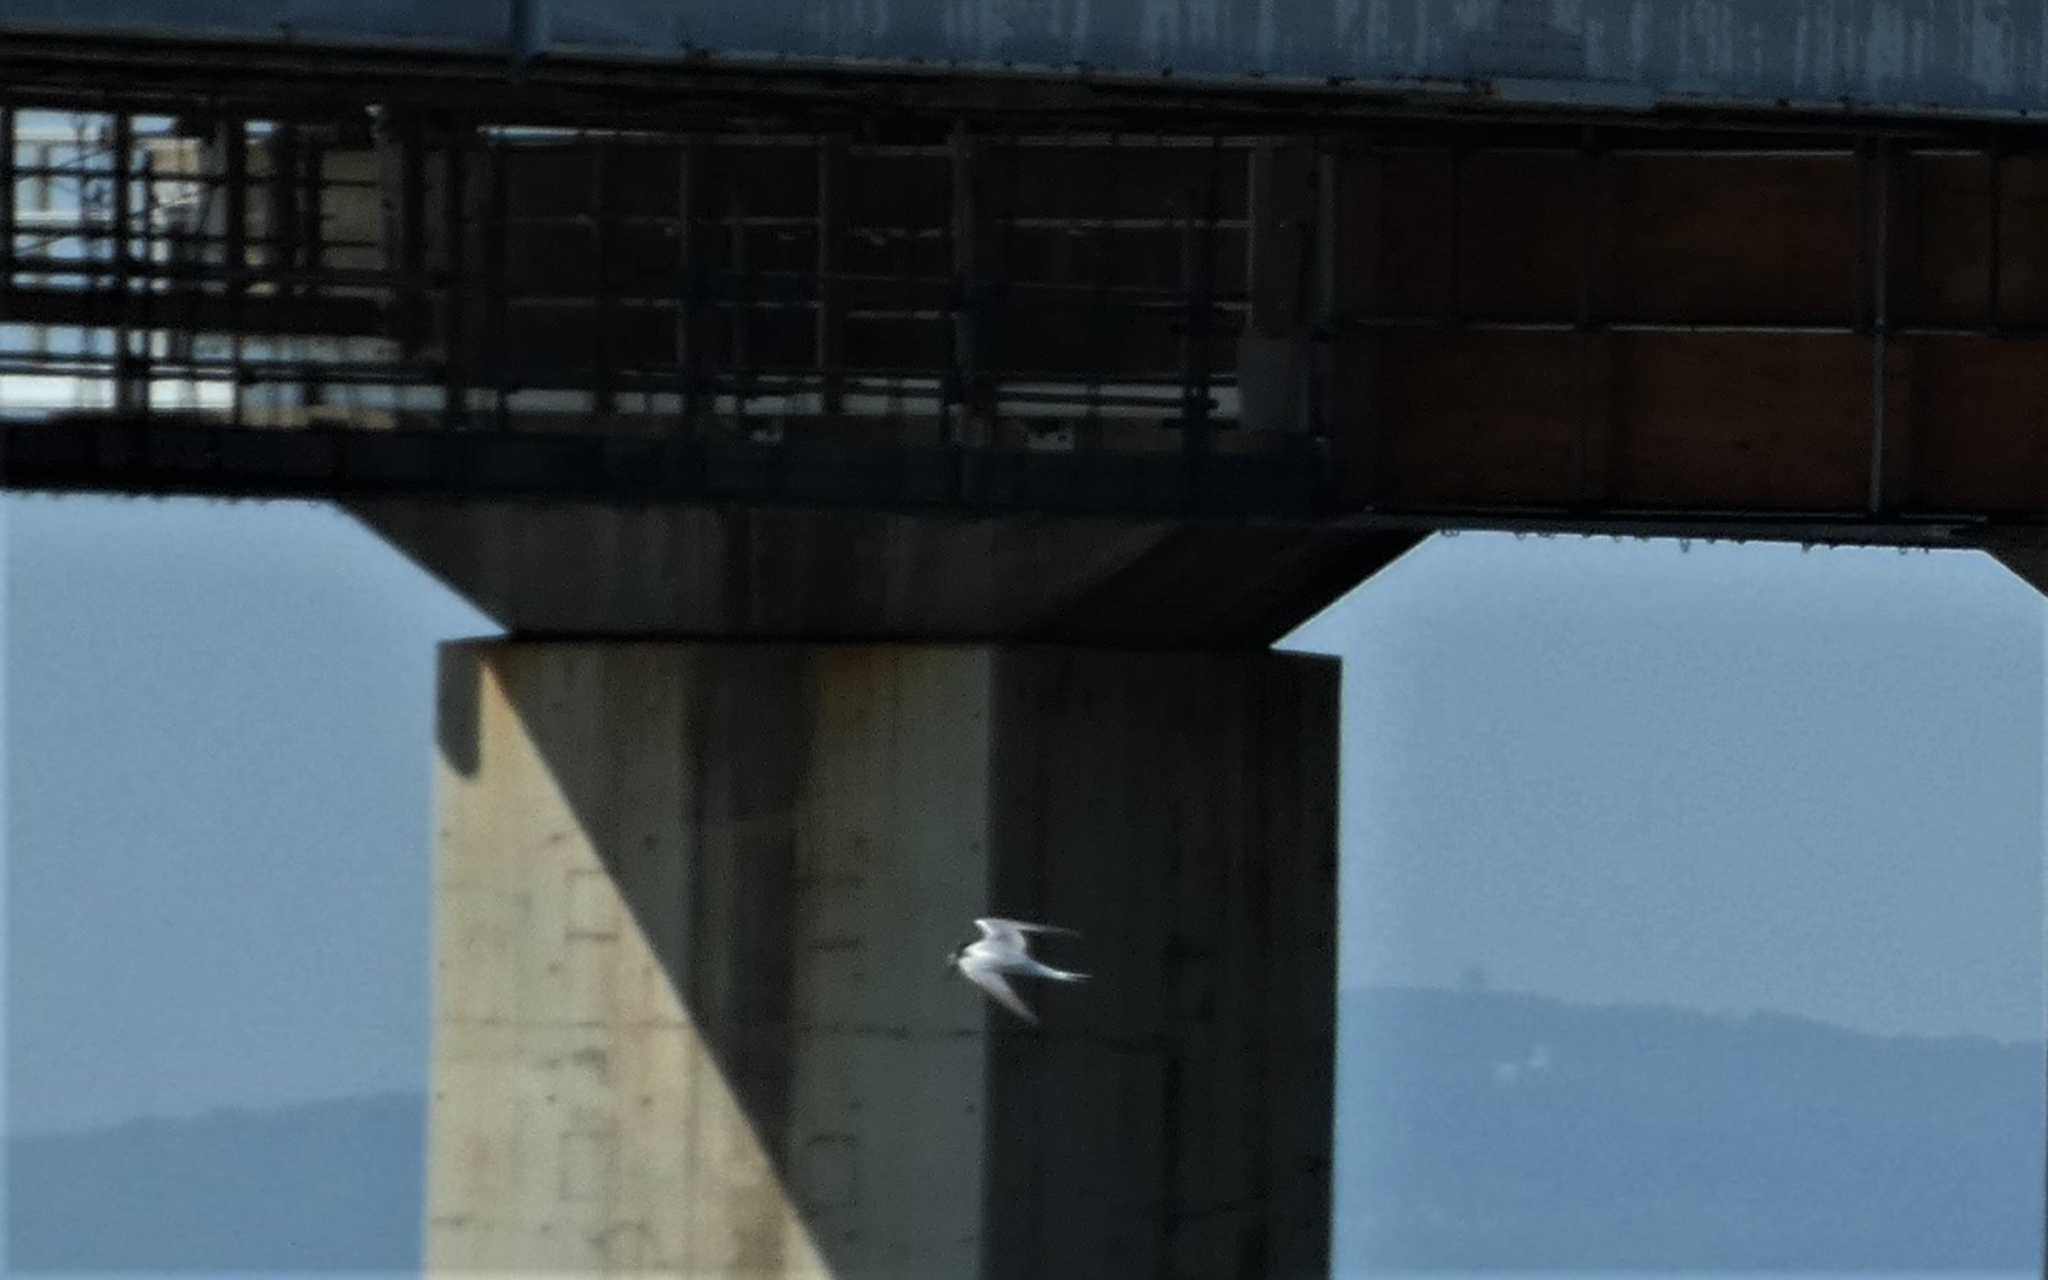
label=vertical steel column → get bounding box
[222,117,248,427]
[1867,138,1917,513]
[165,115,198,370]
[729,184,750,423]
[945,121,1009,441]
[591,135,616,419]
[136,148,158,408]
[1320,142,1388,503]
[1249,138,1313,436]
[488,135,511,431]
[993,130,1018,436]
[816,133,847,417]
[1310,139,1337,442]
[674,133,709,427]
[1854,134,1872,334]
[267,122,299,422]
[1084,132,1116,442]
[0,104,14,322]
[1987,141,2004,336]
[1444,144,1464,328]
[1177,190,1200,436]
[270,122,300,284]
[395,109,427,429]
[949,120,981,442]
[892,155,919,427]
[1577,131,1600,332]
[1175,138,1222,461]
[1574,128,1615,509]
[111,112,137,415]
[300,133,324,275]
[299,134,326,418]
[1865,137,1891,513]
[443,122,469,431]
[1313,139,1337,425]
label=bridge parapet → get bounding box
[14,2,2048,120]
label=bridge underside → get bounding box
[5,39,2048,552]
[13,41,2048,1278]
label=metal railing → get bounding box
[0,105,1281,449]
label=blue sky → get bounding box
[1291,532,2044,1042]
[4,496,2043,1135]
[6,496,491,1134]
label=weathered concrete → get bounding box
[1980,532,2048,598]
[426,640,1337,1275]
[356,499,1420,644]
[21,0,2048,119]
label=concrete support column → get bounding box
[425,641,1337,1276]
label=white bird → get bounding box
[946,917,1089,1026]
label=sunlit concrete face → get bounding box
[425,640,1336,1275]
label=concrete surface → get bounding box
[354,500,1420,644]
[425,640,1337,1275]
[16,1,2048,119]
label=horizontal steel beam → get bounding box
[0,414,1325,518]
[4,82,2047,554]
[0,31,2017,143]
[0,415,2003,553]
[0,287,384,339]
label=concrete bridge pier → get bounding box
[425,639,1339,1276]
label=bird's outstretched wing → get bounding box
[975,917,1080,945]
[961,962,1041,1025]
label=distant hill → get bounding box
[9,993,2042,1272]
[1336,985,2045,1271]
[9,1092,422,1271]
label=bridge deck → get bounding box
[0,43,2043,550]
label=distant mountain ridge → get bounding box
[9,1091,422,1271]
[9,990,2043,1271]
[1337,985,2045,1271]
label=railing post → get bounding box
[488,133,511,431]
[1573,127,1615,511]
[591,134,615,420]
[675,133,704,427]
[443,121,469,431]
[299,131,325,419]
[816,133,847,418]
[221,116,248,427]
[2,104,17,324]
[112,112,138,415]
[949,120,995,445]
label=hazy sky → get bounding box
[1291,534,2043,1042]
[4,497,2043,1135]
[6,496,491,1134]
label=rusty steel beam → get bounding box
[14,95,2048,539]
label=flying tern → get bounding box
[946,917,1089,1026]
